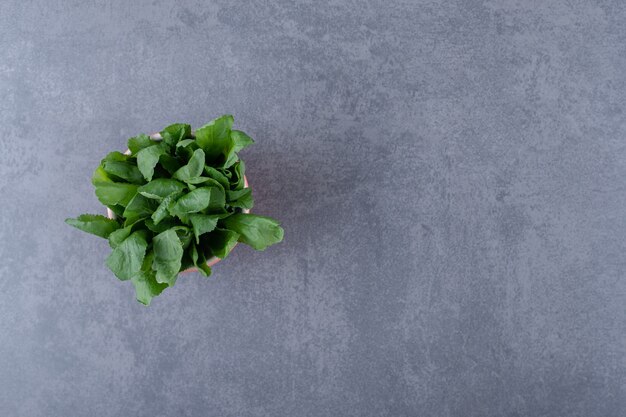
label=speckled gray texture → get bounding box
[1,1,625,416]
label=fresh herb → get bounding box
[66,115,284,305]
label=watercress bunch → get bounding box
[66,115,283,305]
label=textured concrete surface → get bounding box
[1,1,625,416]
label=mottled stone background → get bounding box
[1,1,625,416]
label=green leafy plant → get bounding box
[66,115,284,305]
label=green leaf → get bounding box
[160,132,177,148]
[128,134,155,155]
[226,187,253,209]
[223,152,238,169]
[138,179,186,200]
[131,252,168,305]
[190,242,212,277]
[137,143,167,181]
[219,168,233,179]
[65,214,120,239]
[172,148,205,181]
[222,129,253,169]
[172,225,193,249]
[145,216,178,233]
[175,139,199,161]
[152,229,183,285]
[161,123,192,147]
[92,165,112,185]
[169,187,213,217]
[207,186,226,211]
[231,130,254,152]
[161,123,192,148]
[180,246,195,272]
[176,139,195,148]
[196,258,212,277]
[204,166,230,189]
[102,151,128,163]
[190,242,199,266]
[162,123,192,138]
[185,177,225,194]
[229,160,246,190]
[190,240,198,261]
[220,213,284,251]
[185,176,213,185]
[106,230,148,281]
[102,160,144,185]
[188,214,220,244]
[151,192,181,225]
[158,154,183,175]
[207,228,240,259]
[123,194,159,226]
[195,115,234,164]
[177,213,191,225]
[94,182,138,207]
[108,225,132,248]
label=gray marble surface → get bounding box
[1,1,625,416]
